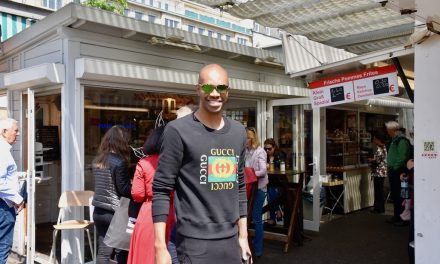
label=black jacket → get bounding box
[92,153,132,212]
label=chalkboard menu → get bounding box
[330,86,345,102]
[35,126,60,161]
[373,77,389,95]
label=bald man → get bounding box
[153,64,252,263]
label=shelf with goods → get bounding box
[325,109,374,214]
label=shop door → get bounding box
[24,89,63,263]
[25,88,36,263]
[267,98,323,231]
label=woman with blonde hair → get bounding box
[245,127,268,258]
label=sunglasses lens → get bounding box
[216,85,229,93]
[201,84,214,94]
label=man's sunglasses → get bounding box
[199,84,230,94]
[264,147,273,151]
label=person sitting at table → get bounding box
[264,138,286,226]
[245,127,268,258]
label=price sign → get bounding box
[330,86,345,102]
[309,65,398,108]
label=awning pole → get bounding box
[392,57,414,103]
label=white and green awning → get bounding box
[1,12,32,42]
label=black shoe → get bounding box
[394,220,410,227]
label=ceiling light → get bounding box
[254,58,284,69]
[149,37,202,52]
[427,16,440,35]
[85,105,149,112]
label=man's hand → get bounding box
[15,201,24,214]
[155,245,171,264]
[154,222,171,264]
[400,172,408,181]
[238,218,252,263]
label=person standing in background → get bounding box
[245,127,268,259]
[369,131,388,214]
[385,121,410,226]
[0,118,24,264]
[128,127,175,264]
[92,126,132,263]
[153,64,252,264]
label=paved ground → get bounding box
[8,204,410,264]
[259,207,410,264]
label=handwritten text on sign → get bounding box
[309,65,398,108]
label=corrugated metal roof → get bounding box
[282,34,356,75]
[190,0,416,54]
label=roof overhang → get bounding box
[0,63,64,91]
[1,3,284,67]
[287,45,414,80]
[189,0,417,55]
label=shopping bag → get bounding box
[103,197,134,251]
[244,167,257,199]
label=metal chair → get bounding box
[49,191,96,263]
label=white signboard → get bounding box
[309,65,399,108]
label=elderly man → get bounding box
[0,118,24,264]
[153,64,252,264]
[385,121,410,226]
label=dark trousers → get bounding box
[409,208,415,264]
[176,234,242,264]
[373,177,385,213]
[388,169,404,219]
[0,200,16,264]
[167,224,179,264]
[93,207,128,264]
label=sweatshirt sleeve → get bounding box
[394,139,410,171]
[238,129,248,218]
[254,148,267,178]
[152,125,184,223]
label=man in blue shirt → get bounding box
[0,118,24,264]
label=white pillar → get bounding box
[60,38,85,263]
[414,1,440,262]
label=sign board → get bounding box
[309,65,398,108]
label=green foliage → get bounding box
[82,0,128,15]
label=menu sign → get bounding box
[309,65,398,108]
[35,126,60,161]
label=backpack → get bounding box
[395,136,414,161]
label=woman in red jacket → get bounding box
[128,127,174,264]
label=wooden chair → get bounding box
[49,191,96,263]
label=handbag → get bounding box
[244,167,258,199]
[103,197,134,251]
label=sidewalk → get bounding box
[7,206,409,264]
[259,207,410,264]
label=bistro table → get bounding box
[322,179,345,219]
[260,169,305,252]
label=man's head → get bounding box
[385,121,400,138]
[196,64,229,114]
[0,118,19,145]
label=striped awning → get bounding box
[282,34,356,75]
[1,12,32,42]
